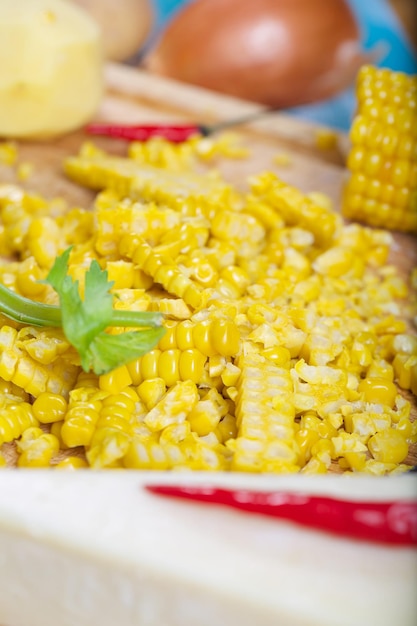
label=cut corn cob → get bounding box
[230,353,299,473]
[0,326,80,398]
[343,65,417,232]
[64,151,230,209]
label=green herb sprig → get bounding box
[0,248,165,375]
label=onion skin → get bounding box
[71,0,154,61]
[144,0,369,108]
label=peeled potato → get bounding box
[0,0,103,139]
[71,0,154,61]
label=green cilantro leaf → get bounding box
[46,248,114,356]
[44,248,165,374]
[82,328,166,375]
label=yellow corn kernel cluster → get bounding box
[0,325,80,397]
[0,395,39,447]
[0,130,416,474]
[230,352,298,473]
[343,65,417,232]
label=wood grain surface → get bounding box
[0,62,416,467]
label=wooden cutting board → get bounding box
[1,62,416,464]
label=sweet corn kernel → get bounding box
[368,428,409,464]
[32,392,68,424]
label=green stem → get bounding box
[0,283,62,327]
[0,284,163,329]
[111,310,163,328]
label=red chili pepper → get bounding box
[85,108,278,143]
[85,123,205,143]
[146,484,417,546]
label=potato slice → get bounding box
[0,0,103,138]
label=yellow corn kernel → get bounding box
[358,377,397,407]
[123,439,171,470]
[187,388,228,436]
[300,457,328,474]
[295,428,320,467]
[215,413,238,443]
[157,349,181,387]
[17,432,60,468]
[15,256,47,298]
[101,389,137,418]
[393,353,417,390]
[178,349,207,384]
[310,439,333,468]
[49,420,66,449]
[106,260,135,289]
[55,456,88,469]
[393,333,417,355]
[99,365,132,393]
[137,377,167,410]
[368,428,409,464]
[343,450,367,471]
[144,380,199,431]
[27,217,63,268]
[220,362,241,387]
[186,256,218,287]
[87,429,131,468]
[61,408,100,448]
[312,247,355,278]
[0,378,29,401]
[367,359,394,381]
[32,392,68,424]
[0,401,39,446]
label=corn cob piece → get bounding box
[119,235,203,309]
[0,396,39,446]
[87,387,140,469]
[248,172,340,245]
[64,151,230,208]
[230,353,299,473]
[16,427,60,468]
[60,385,105,449]
[0,326,80,398]
[343,65,417,232]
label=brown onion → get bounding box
[144,0,370,108]
[71,0,154,62]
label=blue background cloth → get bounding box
[149,0,417,130]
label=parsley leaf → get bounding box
[46,248,113,357]
[82,328,166,375]
[45,248,165,375]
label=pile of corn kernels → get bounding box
[0,134,416,474]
